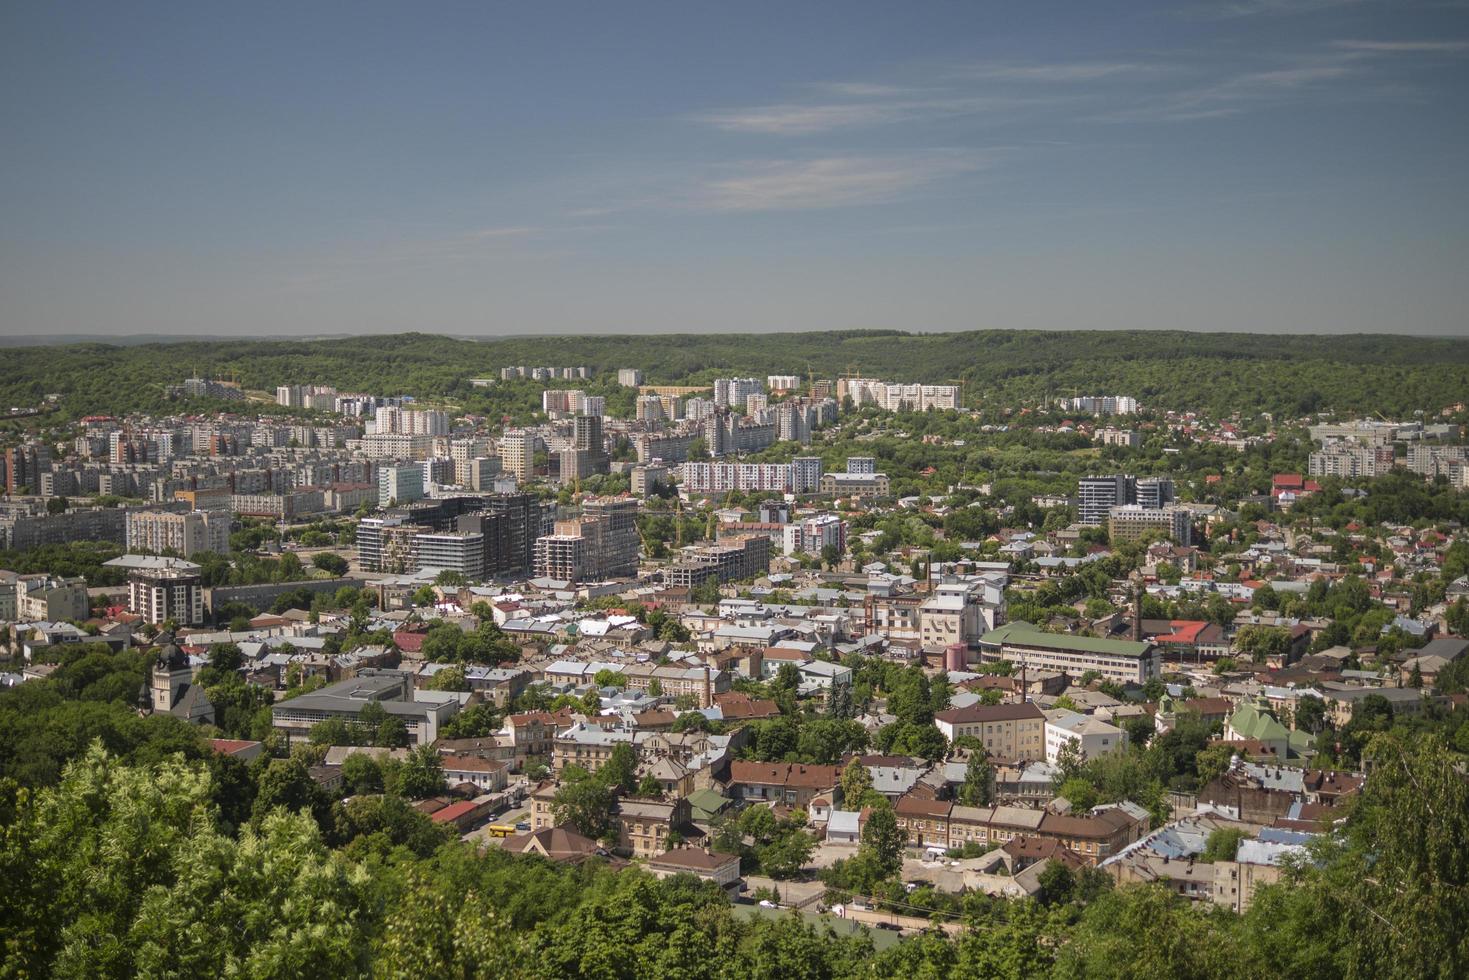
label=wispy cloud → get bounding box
[688,154,987,212]
[957,62,1153,82]
[1208,0,1366,18]
[696,61,1142,135]
[1100,53,1362,121]
[1331,39,1469,52]
[699,101,931,135]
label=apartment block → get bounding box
[933,703,1047,761]
[126,509,231,558]
[664,534,772,589]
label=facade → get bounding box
[782,513,846,556]
[905,799,1147,865]
[15,575,90,621]
[499,431,534,482]
[107,555,206,625]
[679,462,794,495]
[664,535,771,589]
[918,582,991,650]
[979,623,1161,684]
[616,797,691,859]
[1309,444,1396,478]
[631,464,667,497]
[1078,475,1132,525]
[378,464,425,507]
[725,761,842,809]
[1108,505,1193,546]
[646,846,741,888]
[933,703,1047,761]
[413,530,486,580]
[819,471,891,499]
[126,509,231,558]
[791,456,824,493]
[1044,709,1128,763]
[533,498,641,582]
[270,670,461,746]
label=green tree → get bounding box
[397,744,446,800]
[312,551,349,575]
[860,802,905,882]
[341,753,384,795]
[551,776,616,839]
[958,751,994,806]
[840,758,873,808]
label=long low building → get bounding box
[270,670,464,745]
[893,796,1149,864]
[978,622,1161,685]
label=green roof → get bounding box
[686,787,734,820]
[1228,701,1290,745]
[982,622,1153,659]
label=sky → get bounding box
[1,0,1467,338]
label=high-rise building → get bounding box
[4,443,52,494]
[782,514,847,556]
[664,534,771,588]
[111,555,206,625]
[1135,477,1175,510]
[126,510,231,558]
[464,456,503,491]
[378,464,425,507]
[847,456,877,475]
[534,496,639,582]
[471,492,550,577]
[791,457,824,494]
[500,431,534,482]
[713,377,763,410]
[414,530,486,580]
[1078,475,1134,525]
[635,395,666,422]
[617,369,644,387]
[422,457,456,489]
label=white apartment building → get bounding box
[107,555,206,626]
[680,462,794,495]
[126,509,230,558]
[782,514,847,556]
[1044,709,1127,764]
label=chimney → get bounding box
[1132,583,1144,643]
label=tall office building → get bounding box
[471,492,550,577]
[1078,475,1133,525]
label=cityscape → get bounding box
[3,1,1469,978]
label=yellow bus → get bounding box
[485,824,517,838]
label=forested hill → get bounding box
[3,329,1467,419]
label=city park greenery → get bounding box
[3,329,1468,422]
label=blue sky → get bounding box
[1,0,1466,337]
